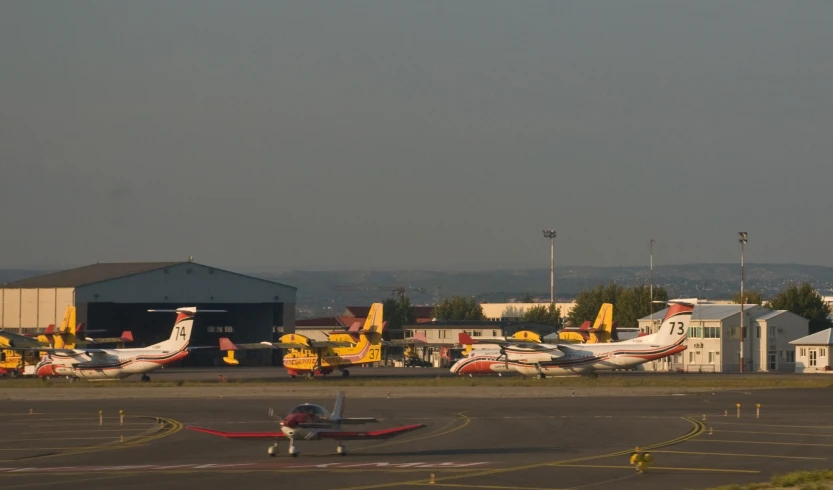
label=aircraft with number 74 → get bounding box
[9,307,221,381]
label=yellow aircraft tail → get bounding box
[589,303,613,343]
[360,303,385,335]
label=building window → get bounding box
[756,326,760,339]
[704,327,721,339]
[708,352,715,363]
[770,326,777,339]
[689,352,694,363]
[687,326,702,338]
[788,351,795,363]
[800,348,806,357]
[822,348,828,357]
[472,330,482,337]
[492,330,498,336]
[728,327,737,338]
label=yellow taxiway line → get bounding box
[650,449,826,460]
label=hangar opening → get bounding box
[0,262,296,366]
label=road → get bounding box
[2,388,831,489]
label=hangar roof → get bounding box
[3,262,296,290]
[4,262,183,288]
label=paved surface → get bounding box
[123,365,831,382]
[2,388,832,490]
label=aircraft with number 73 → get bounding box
[450,299,694,378]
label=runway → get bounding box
[2,388,832,490]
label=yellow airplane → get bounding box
[1,306,79,376]
[221,303,385,378]
[558,303,614,344]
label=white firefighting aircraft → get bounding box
[450,299,695,378]
[187,391,426,457]
[13,307,222,381]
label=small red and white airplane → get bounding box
[24,307,221,381]
[188,391,426,457]
[450,299,694,378]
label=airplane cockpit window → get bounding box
[291,404,327,416]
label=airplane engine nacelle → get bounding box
[52,365,75,376]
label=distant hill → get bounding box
[4,264,832,319]
[258,263,833,317]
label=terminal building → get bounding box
[0,261,297,365]
[638,304,808,373]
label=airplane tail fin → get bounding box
[332,391,346,420]
[458,332,473,346]
[651,300,695,345]
[589,303,614,343]
[360,303,385,335]
[149,307,225,351]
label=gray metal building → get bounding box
[0,261,296,365]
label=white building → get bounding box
[790,328,833,373]
[638,304,808,373]
[480,302,576,322]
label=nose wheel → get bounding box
[288,445,299,457]
[337,443,348,456]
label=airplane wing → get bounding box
[316,424,425,440]
[186,427,288,439]
[336,417,379,425]
[186,424,425,440]
[265,341,354,349]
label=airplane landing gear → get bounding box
[337,443,347,456]
[141,374,150,382]
[288,445,299,457]
[536,373,546,380]
[341,369,350,378]
[305,372,314,380]
[268,442,279,457]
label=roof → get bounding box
[346,305,434,319]
[3,262,183,288]
[756,310,788,321]
[2,262,297,290]
[296,316,355,328]
[790,328,833,345]
[344,306,371,318]
[639,304,767,322]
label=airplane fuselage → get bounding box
[35,346,189,380]
[451,338,687,376]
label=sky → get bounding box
[2,1,832,270]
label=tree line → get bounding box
[382,281,832,334]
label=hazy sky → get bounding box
[2,1,832,270]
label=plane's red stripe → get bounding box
[186,426,287,439]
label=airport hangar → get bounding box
[0,261,296,366]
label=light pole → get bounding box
[543,230,557,303]
[650,239,655,331]
[739,232,748,373]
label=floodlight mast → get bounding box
[543,230,557,303]
[739,232,748,373]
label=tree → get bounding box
[567,282,668,329]
[732,290,764,305]
[521,303,562,328]
[432,296,485,321]
[765,283,832,334]
[383,295,416,330]
[520,292,535,303]
[567,282,623,328]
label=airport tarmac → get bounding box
[2,388,832,489]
